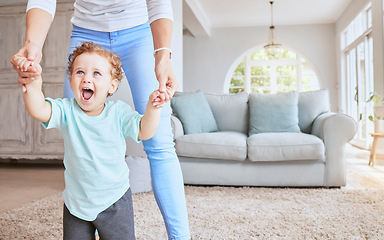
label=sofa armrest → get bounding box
[170,114,184,139]
[312,112,357,186]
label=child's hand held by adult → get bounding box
[10,44,42,90]
[150,90,166,108]
[11,55,42,93]
[152,86,173,108]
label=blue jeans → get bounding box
[64,23,190,240]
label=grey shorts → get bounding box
[63,188,135,240]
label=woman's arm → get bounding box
[24,7,53,61]
[150,18,179,100]
[10,7,53,88]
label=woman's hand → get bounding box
[11,54,42,92]
[10,42,42,92]
[154,49,179,101]
[150,18,178,101]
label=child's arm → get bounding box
[138,89,170,140]
[13,56,52,123]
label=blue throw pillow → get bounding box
[171,90,218,135]
[249,91,300,135]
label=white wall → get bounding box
[184,24,339,111]
[171,0,183,90]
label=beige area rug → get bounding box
[1,186,384,240]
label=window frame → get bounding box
[224,46,321,94]
[340,2,374,149]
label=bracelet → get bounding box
[153,47,172,59]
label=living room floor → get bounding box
[0,144,383,214]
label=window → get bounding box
[340,5,372,50]
[340,3,373,149]
[226,47,320,94]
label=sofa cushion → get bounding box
[298,89,330,133]
[171,90,218,135]
[249,91,300,135]
[204,92,249,133]
[247,132,325,162]
[175,131,247,161]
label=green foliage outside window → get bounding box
[250,49,296,60]
[276,65,296,76]
[230,77,244,88]
[233,61,245,76]
[277,77,297,93]
[251,66,270,75]
[229,48,319,94]
[229,88,245,94]
[251,77,270,93]
[302,76,316,92]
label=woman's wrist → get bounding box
[21,41,43,62]
[154,47,172,59]
[154,52,172,66]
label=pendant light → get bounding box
[264,1,282,56]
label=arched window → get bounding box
[226,47,320,94]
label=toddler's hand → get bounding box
[150,87,172,108]
[12,55,36,72]
[11,55,41,92]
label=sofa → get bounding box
[170,89,357,187]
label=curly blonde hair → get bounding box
[67,42,123,96]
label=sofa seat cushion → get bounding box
[175,131,247,161]
[247,132,325,162]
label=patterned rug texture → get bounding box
[1,186,384,239]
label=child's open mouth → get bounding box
[82,88,94,101]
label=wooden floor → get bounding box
[0,144,383,214]
[0,161,65,214]
[345,143,384,190]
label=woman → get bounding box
[11,1,190,239]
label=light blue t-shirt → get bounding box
[42,98,142,221]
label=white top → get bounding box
[27,0,173,32]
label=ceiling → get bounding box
[183,0,353,36]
